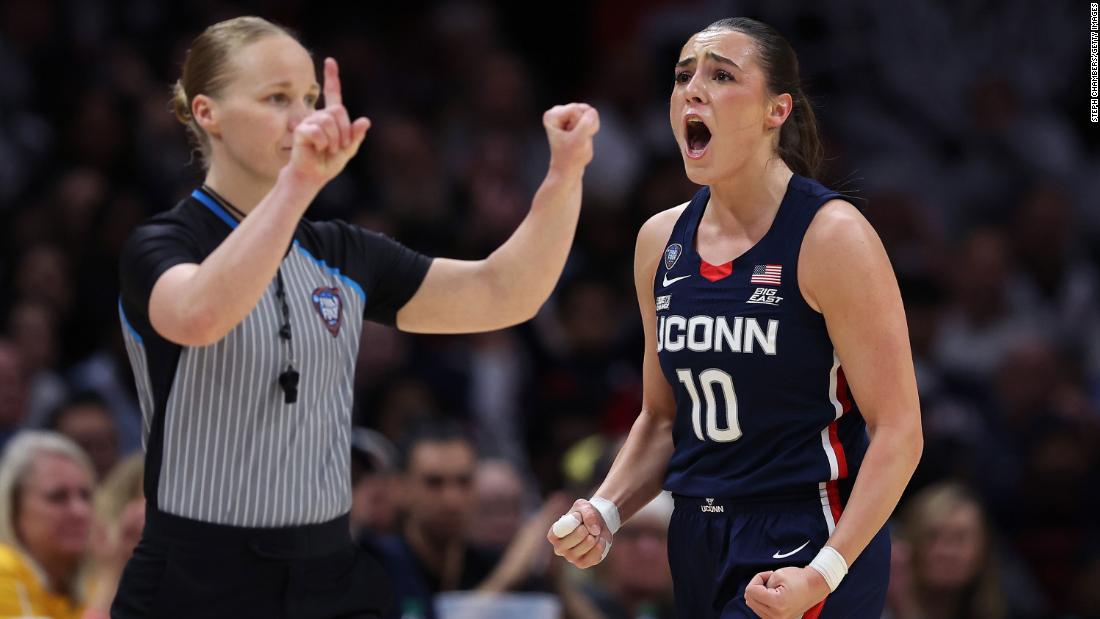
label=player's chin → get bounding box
[682,161,721,186]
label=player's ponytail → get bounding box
[703,17,823,179]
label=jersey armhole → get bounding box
[641,201,691,292]
[793,196,846,320]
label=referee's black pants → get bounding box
[111,509,392,619]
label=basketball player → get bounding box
[548,17,921,619]
[113,16,598,619]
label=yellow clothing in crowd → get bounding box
[0,543,84,619]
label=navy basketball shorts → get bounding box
[667,494,889,619]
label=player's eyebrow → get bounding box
[675,52,741,70]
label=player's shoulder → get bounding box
[804,199,877,254]
[637,201,690,256]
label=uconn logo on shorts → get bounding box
[701,498,724,513]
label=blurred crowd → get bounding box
[0,0,1097,617]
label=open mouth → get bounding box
[685,118,711,158]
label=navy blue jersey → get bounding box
[656,175,868,531]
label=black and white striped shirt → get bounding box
[119,188,431,527]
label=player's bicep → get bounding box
[800,201,919,432]
[635,213,679,422]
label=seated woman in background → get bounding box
[0,431,96,618]
[886,482,1011,619]
[0,431,136,619]
[84,453,145,616]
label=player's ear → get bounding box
[765,93,792,131]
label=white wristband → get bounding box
[807,546,848,592]
[589,496,621,535]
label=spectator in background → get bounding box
[1006,182,1100,381]
[374,423,580,618]
[885,482,1042,619]
[1003,415,1100,612]
[979,336,1089,513]
[1070,547,1100,619]
[374,422,497,617]
[368,375,445,444]
[885,482,1002,619]
[84,452,144,617]
[933,228,1039,383]
[582,491,676,619]
[528,275,638,491]
[0,340,28,448]
[45,391,120,480]
[6,297,67,426]
[0,431,94,618]
[350,427,400,543]
[12,244,74,327]
[64,335,144,455]
[469,458,528,551]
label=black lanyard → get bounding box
[201,185,299,404]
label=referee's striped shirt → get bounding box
[118,188,431,527]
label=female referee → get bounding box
[548,17,921,619]
[113,16,598,619]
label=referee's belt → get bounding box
[144,508,352,559]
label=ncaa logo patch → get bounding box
[311,287,343,337]
[664,243,683,271]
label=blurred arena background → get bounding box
[0,0,1097,617]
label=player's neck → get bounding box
[203,165,275,217]
[705,158,793,234]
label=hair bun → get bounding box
[171,81,192,124]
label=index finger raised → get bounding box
[323,57,342,109]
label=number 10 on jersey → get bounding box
[676,369,742,442]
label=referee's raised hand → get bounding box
[288,57,371,186]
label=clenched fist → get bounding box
[546,498,613,569]
[543,103,600,176]
[287,57,371,187]
[745,566,830,619]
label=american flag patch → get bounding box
[751,264,782,285]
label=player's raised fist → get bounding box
[543,103,600,176]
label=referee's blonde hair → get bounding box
[172,16,300,169]
[0,431,96,593]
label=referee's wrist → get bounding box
[277,166,325,202]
